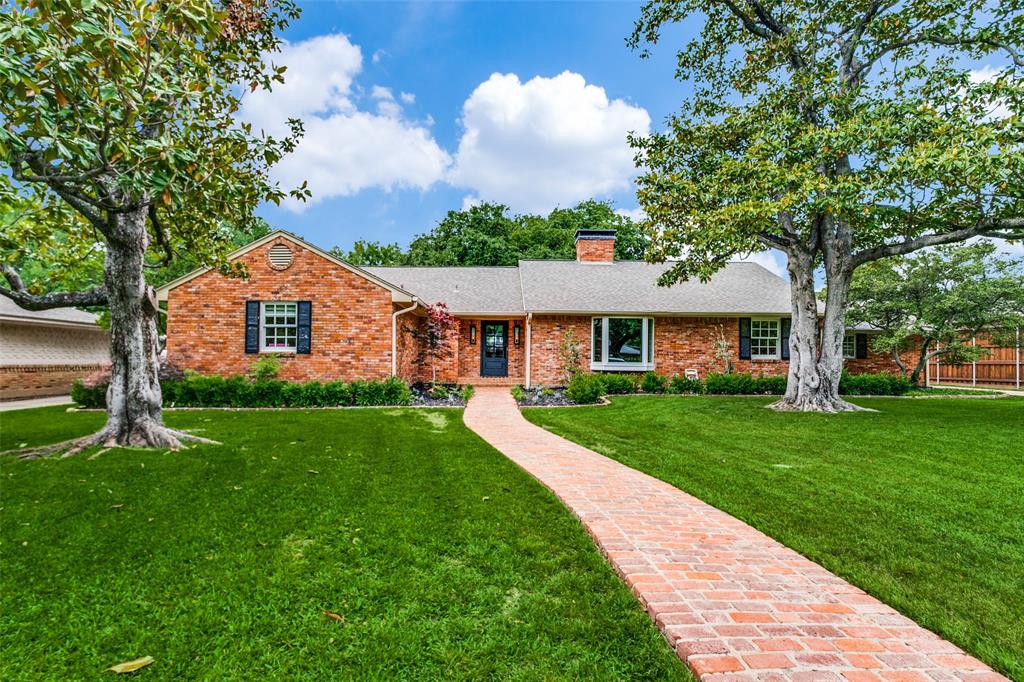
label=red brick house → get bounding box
[157,229,904,386]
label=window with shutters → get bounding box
[843,333,857,359]
[590,316,655,371]
[261,301,297,352]
[750,318,780,360]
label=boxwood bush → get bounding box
[72,375,412,409]
[566,373,606,404]
[599,373,636,395]
[640,371,668,394]
[839,371,912,396]
[667,375,703,394]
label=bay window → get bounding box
[591,317,655,370]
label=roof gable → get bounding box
[155,231,414,302]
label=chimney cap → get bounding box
[574,228,617,242]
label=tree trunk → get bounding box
[97,205,182,447]
[15,204,213,458]
[769,248,865,412]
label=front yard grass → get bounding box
[525,396,1024,679]
[0,406,690,681]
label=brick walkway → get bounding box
[463,387,1006,682]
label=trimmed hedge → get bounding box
[704,373,786,395]
[640,371,668,394]
[839,370,913,396]
[600,374,637,395]
[72,375,412,409]
[667,375,703,395]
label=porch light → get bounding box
[513,322,522,345]
[469,323,477,344]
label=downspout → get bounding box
[392,298,419,377]
[525,312,533,389]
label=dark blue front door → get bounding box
[480,321,508,377]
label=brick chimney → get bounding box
[574,229,617,262]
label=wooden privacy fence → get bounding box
[927,328,1022,389]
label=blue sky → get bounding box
[251,1,702,256]
[248,2,1017,276]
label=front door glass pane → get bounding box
[484,323,505,358]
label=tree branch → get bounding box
[851,218,1024,267]
[1,265,108,310]
[149,205,175,265]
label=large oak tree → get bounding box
[628,0,1023,411]
[0,0,306,454]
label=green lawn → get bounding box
[0,406,690,681]
[526,396,1024,679]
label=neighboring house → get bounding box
[0,297,110,400]
[157,229,906,387]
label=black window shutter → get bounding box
[245,301,260,354]
[780,318,792,360]
[856,332,868,359]
[297,301,312,354]
[739,318,751,360]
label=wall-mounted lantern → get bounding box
[513,322,522,345]
[469,322,477,344]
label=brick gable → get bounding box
[166,236,396,382]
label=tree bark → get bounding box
[9,203,213,458]
[769,247,866,412]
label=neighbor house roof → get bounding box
[363,266,524,315]
[0,296,103,329]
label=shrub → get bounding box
[566,373,605,404]
[704,373,785,395]
[382,377,413,406]
[510,385,527,402]
[600,373,636,394]
[70,379,106,409]
[667,375,703,394]
[757,375,787,395]
[249,355,281,381]
[429,384,450,400]
[839,371,912,396]
[640,371,667,394]
[323,380,353,406]
[459,385,475,403]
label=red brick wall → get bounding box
[576,239,615,262]
[0,364,106,400]
[397,317,525,384]
[166,236,396,382]
[528,315,911,386]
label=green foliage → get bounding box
[0,0,305,301]
[332,200,649,267]
[429,384,450,400]
[847,242,1024,383]
[459,385,475,403]
[629,1,1022,285]
[566,373,606,404]
[839,372,913,397]
[539,387,555,398]
[510,385,527,402]
[704,373,784,395]
[600,374,637,395]
[74,375,412,409]
[640,371,667,394]
[249,355,281,381]
[667,375,703,395]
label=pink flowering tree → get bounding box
[406,303,457,384]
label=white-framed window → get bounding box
[750,318,780,359]
[843,333,857,359]
[261,301,298,352]
[591,317,655,371]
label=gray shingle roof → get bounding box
[0,296,101,327]
[518,260,792,314]
[367,260,794,316]
[363,266,525,314]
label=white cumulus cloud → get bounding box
[447,71,650,213]
[615,207,646,223]
[240,34,449,211]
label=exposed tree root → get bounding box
[2,425,218,460]
[767,395,875,413]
